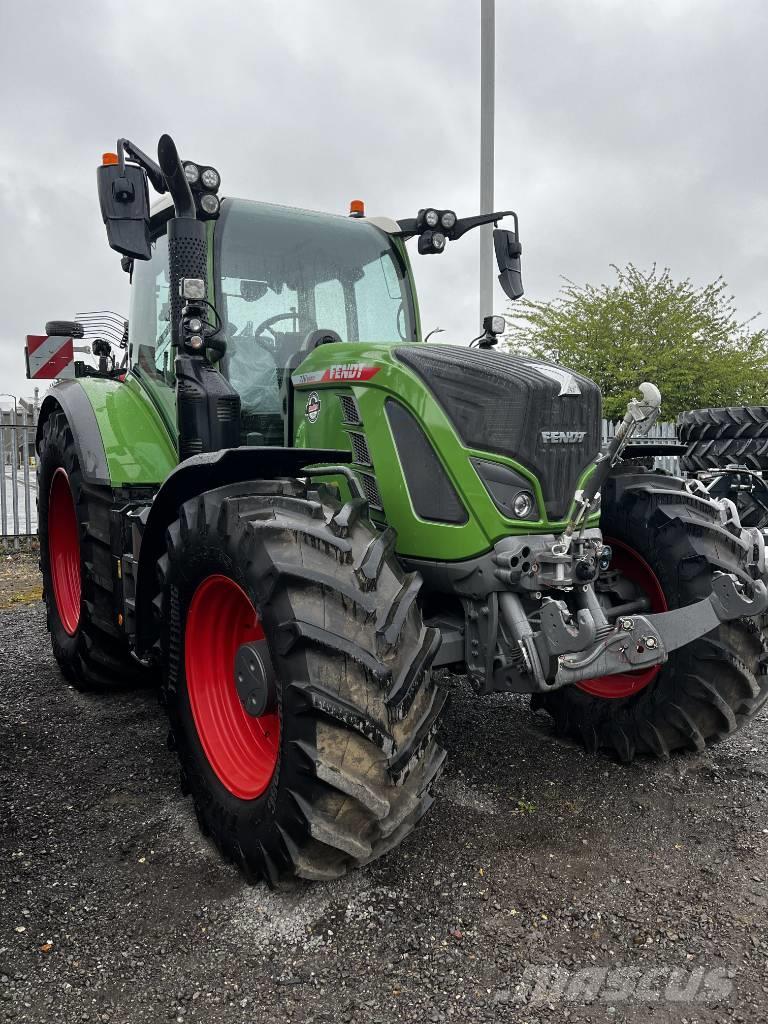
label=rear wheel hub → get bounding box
[185,575,279,800]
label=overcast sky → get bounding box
[1,0,766,405]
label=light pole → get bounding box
[479,0,495,327]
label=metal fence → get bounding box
[0,413,681,542]
[1,411,38,542]
[603,418,681,475]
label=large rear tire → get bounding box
[678,405,768,442]
[681,437,768,472]
[38,408,142,691]
[534,471,768,761]
[158,480,446,886]
[678,406,768,471]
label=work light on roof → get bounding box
[201,167,220,191]
[200,193,220,216]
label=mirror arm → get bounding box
[395,217,418,239]
[118,138,167,195]
[450,210,517,240]
[395,210,518,243]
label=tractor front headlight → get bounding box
[440,210,456,230]
[471,459,540,521]
[200,193,220,216]
[513,492,534,518]
[423,208,439,228]
[184,162,200,184]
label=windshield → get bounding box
[215,198,416,442]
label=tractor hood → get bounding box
[394,345,602,521]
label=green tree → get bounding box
[506,264,768,420]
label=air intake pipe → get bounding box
[157,133,240,459]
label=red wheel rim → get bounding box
[185,575,279,800]
[576,538,668,699]
[48,468,81,636]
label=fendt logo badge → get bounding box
[541,430,586,444]
[305,392,321,423]
[291,363,380,387]
[328,363,369,381]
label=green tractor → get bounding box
[31,135,768,886]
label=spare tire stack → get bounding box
[678,406,768,472]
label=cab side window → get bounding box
[129,232,173,384]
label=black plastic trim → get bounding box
[471,458,539,520]
[386,399,468,525]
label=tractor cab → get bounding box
[96,135,524,459]
[130,196,418,446]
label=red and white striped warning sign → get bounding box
[25,335,76,380]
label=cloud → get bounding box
[1,0,765,402]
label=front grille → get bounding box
[339,394,361,424]
[348,431,372,466]
[357,472,383,510]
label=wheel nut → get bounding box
[644,635,658,649]
[619,617,634,632]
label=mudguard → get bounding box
[133,446,351,657]
[37,381,112,484]
[37,377,177,487]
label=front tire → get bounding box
[534,471,768,761]
[159,480,446,886]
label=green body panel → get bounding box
[292,342,598,562]
[78,375,178,486]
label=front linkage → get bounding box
[440,384,768,697]
[460,524,766,696]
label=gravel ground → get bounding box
[2,600,768,1023]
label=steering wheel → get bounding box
[253,312,316,345]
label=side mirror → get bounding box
[494,228,524,301]
[97,162,151,260]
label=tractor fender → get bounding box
[38,382,111,485]
[37,377,178,487]
[134,446,351,657]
